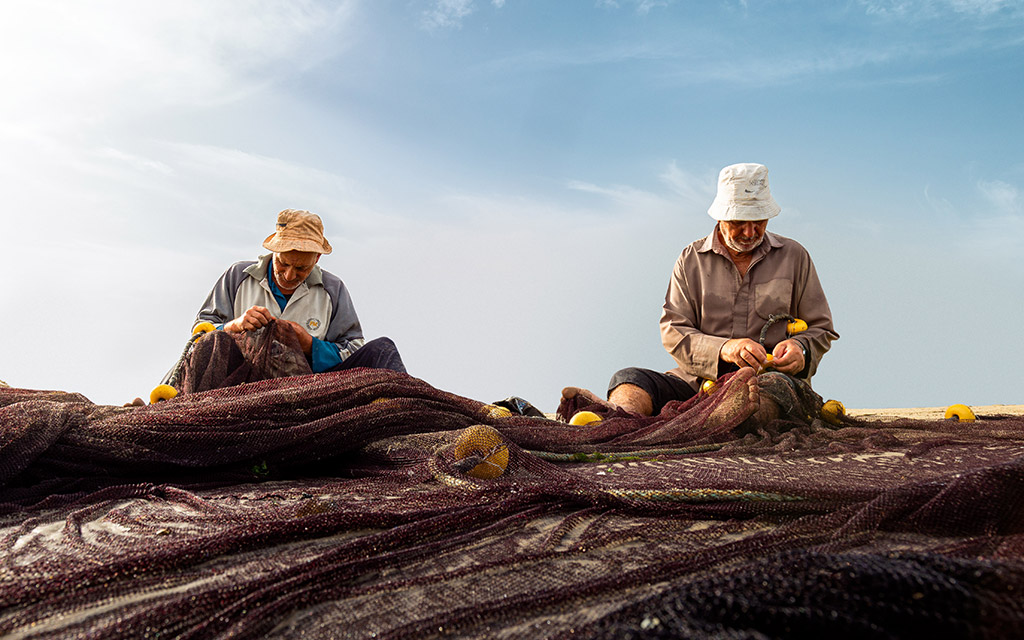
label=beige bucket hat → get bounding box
[262,209,333,255]
[707,163,781,221]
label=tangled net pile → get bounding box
[1,326,1022,638]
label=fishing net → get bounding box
[1,324,1022,638]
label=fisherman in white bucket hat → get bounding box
[560,163,839,430]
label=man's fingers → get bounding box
[245,308,274,328]
[738,344,766,367]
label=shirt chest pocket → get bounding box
[754,279,793,320]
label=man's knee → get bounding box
[608,367,656,398]
[353,337,406,374]
[608,382,654,416]
[370,336,397,350]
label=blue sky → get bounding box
[1,0,1021,411]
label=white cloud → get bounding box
[634,0,671,14]
[596,0,672,13]
[859,0,1018,17]
[978,179,1022,214]
[567,179,676,215]
[422,0,476,30]
[659,162,715,209]
[0,1,355,129]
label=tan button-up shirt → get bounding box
[660,226,838,391]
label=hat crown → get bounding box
[262,209,333,255]
[707,163,781,221]
[721,163,769,197]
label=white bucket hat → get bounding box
[707,163,781,221]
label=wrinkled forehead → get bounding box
[721,219,769,228]
[275,250,320,268]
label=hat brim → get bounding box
[707,200,781,221]
[263,234,333,255]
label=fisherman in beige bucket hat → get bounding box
[560,163,838,431]
[168,209,406,395]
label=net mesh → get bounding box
[1,326,1022,638]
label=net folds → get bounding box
[1,355,1022,638]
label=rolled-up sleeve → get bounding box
[660,255,727,382]
[789,253,838,379]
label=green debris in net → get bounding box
[528,442,726,463]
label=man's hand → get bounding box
[277,319,314,356]
[770,339,806,375]
[224,306,274,333]
[721,338,768,369]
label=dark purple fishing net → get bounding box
[1,325,1022,638]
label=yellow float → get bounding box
[149,384,179,404]
[944,404,976,422]
[453,425,510,479]
[569,410,603,426]
[821,399,845,426]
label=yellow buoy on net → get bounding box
[945,404,976,422]
[192,322,217,335]
[701,379,718,395]
[787,318,808,335]
[569,410,603,426]
[453,425,509,480]
[150,384,179,404]
[821,399,846,426]
[481,404,513,420]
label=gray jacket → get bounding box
[196,254,365,362]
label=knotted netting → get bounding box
[1,325,1022,638]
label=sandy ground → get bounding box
[543,404,1024,422]
[848,404,1024,421]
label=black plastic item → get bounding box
[493,396,546,418]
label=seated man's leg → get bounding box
[561,367,696,418]
[327,337,407,374]
[607,367,696,416]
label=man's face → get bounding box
[272,250,320,294]
[719,219,768,254]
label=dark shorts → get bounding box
[608,367,697,414]
[326,337,407,374]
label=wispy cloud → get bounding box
[422,0,475,30]
[978,179,1022,215]
[421,0,508,30]
[473,0,1021,89]
[0,1,355,128]
[659,162,715,208]
[597,0,673,13]
[859,0,1018,17]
